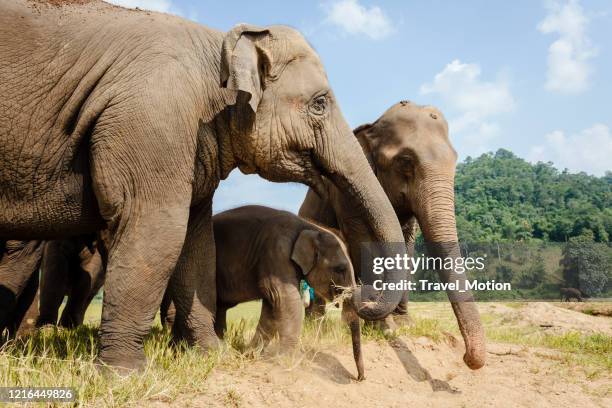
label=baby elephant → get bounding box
[163,205,365,380]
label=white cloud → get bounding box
[528,124,612,175]
[323,0,394,40]
[420,60,515,155]
[213,170,307,215]
[537,0,597,93]
[105,0,174,13]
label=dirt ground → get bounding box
[151,302,611,408]
[480,302,612,335]
[556,302,612,317]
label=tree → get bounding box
[495,265,514,283]
[454,149,611,244]
[515,252,546,289]
[560,235,611,296]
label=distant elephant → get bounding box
[560,287,584,302]
[300,101,486,370]
[37,238,104,328]
[1,2,406,368]
[162,206,364,380]
[0,240,43,339]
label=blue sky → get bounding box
[108,0,612,213]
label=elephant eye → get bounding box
[309,95,328,116]
[396,155,414,170]
[334,265,347,274]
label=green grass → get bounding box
[486,326,612,372]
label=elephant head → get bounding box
[355,101,485,369]
[219,24,406,319]
[290,226,365,380]
[291,227,355,301]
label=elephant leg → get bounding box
[59,272,91,328]
[37,241,71,327]
[0,240,44,336]
[16,286,40,336]
[249,301,278,351]
[392,290,412,326]
[59,247,104,328]
[305,294,326,318]
[160,288,175,329]
[98,206,189,370]
[10,270,40,336]
[167,203,218,351]
[275,287,303,352]
[214,304,228,339]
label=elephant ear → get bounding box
[220,24,273,112]
[353,123,374,136]
[291,229,320,276]
[353,122,378,174]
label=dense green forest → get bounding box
[454,149,612,243]
[406,149,612,299]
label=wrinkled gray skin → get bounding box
[0,240,43,339]
[300,101,486,370]
[0,1,405,368]
[37,239,104,328]
[165,206,364,380]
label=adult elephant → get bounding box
[300,101,486,369]
[0,1,406,369]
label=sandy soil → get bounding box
[157,337,609,408]
[556,302,612,317]
[480,302,612,335]
[152,302,611,408]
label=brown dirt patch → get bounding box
[29,0,93,7]
[557,302,612,317]
[150,335,610,408]
[483,302,612,335]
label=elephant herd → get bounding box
[0,0,485,377]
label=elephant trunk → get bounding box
[317,115,406,321]
[417,179,486,370]
[342,299,365,381]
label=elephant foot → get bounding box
[171,323,220,353]
[97,350,146,374]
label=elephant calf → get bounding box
[163,205,365,380]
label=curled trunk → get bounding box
[317,117,407,321]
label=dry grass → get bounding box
[1,300,610,406]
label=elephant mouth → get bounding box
[328,284,350,308]
[332,284,344,296]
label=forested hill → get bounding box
[454,149,612,243]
